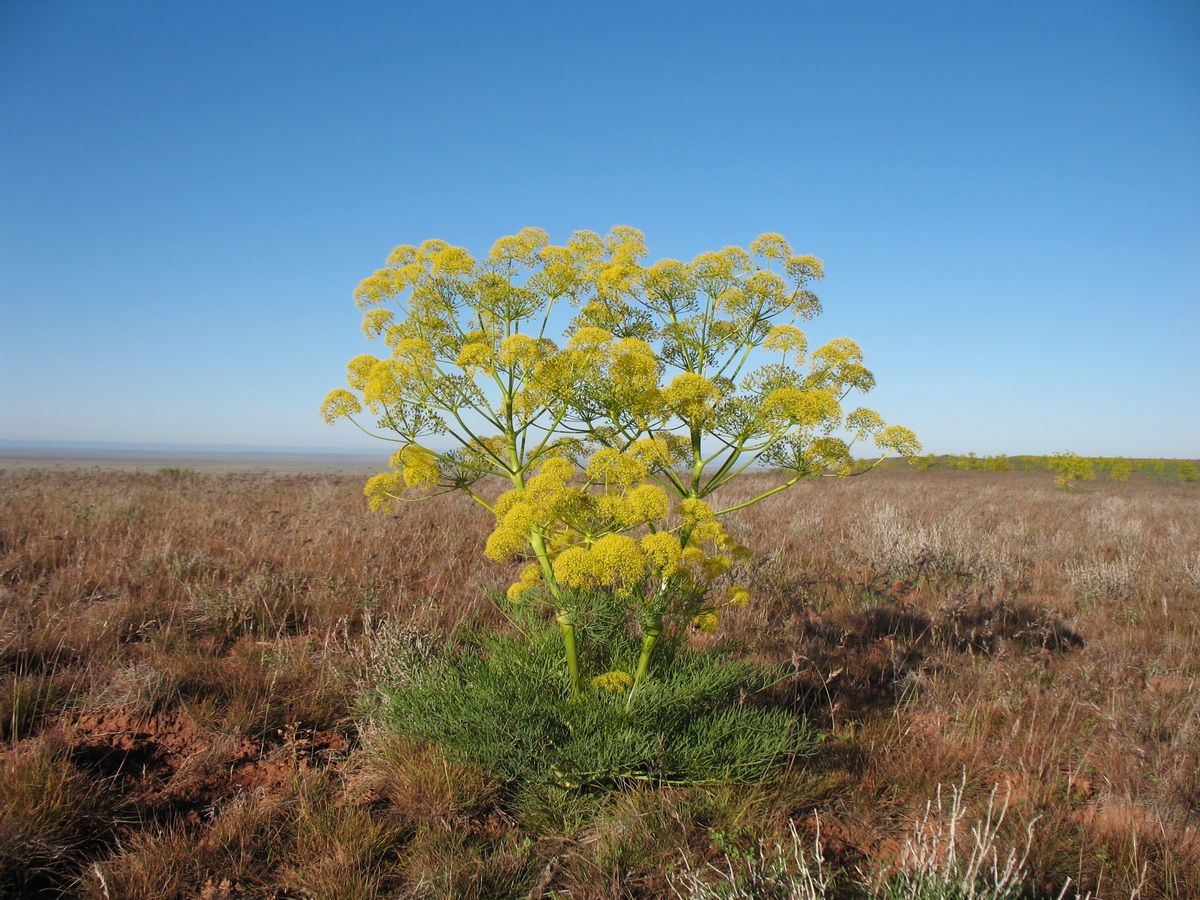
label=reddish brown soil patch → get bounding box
[68,706,347,820]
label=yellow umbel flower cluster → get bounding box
[592,671,634,693]
[506,563,543,603]
[692,608,720,635]
[484,446,752,618]
[360,445,444,510]
[551,534,647,596]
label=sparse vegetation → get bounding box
[1,465,1197,897]
[923,453,1199,485]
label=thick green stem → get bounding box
[526,527,580,700]
[556,609,582,700]
[629,616,663,705]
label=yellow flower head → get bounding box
[489,227,549,266]
[547,488,595,527]
[319,389,362,424]
[640,532,682,577]
[345,355,379,391]
[762,325,808,362]
[455,341,494,371]
[430,246,475,275]
[389,445,440,489]
[538,457,576,482]
[629,435,684,468]
[567,327,615,349]
[590,533,647,595]
[353,271,396,308]
[361,308,394,339]
[363,472,404,511]
[525,470,569,502]
[784,253,824,283]
[809,438,850,468]
[845,407,884,439]
[622,484,669,524]
[505,564,543,603]
[498,334,544,368]
[875,425,922,456]
[553,546,602,590]
[384,244,417,266]
[596,263,636,297]
[762,387,839,426]
[592,671,634,693]
[690,518,724,543]
[677,498,715,526]
[485,525,526,562]
[609,338,660,387]
[744,271,789,310]
[506,580,534,602]
[585,448,648,486]
[749,233,793,260]
[499,500,537,535]
[726,586,750,607]
[663,373,721,424]
[361,359,407,409]
[692,608,720,635]
[392,338,434,365]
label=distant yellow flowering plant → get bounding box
[323,227,920,699]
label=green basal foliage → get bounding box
[376,626,815,800]
[323,227,920,699]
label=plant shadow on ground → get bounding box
[769,586,1086,724]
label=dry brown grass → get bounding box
[1,466,1196,898]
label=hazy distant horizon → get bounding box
[0,438,390,474]
[0,438,384,457]
[1,438,1194,463]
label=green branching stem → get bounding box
[712,474,803,518]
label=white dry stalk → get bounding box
[881,777,1094,900]
[885,779,1030,899]
[1065,553,1141,602]
[667,819,832,899]
[1083,496,1151,549]
[1183,552,1200,592]
[849,502,1021,587]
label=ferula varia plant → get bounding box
[323,227,920,699]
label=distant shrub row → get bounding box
[904,451,1198,484]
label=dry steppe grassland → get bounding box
[1,465,1197,898]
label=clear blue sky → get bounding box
[2,0,1197,457]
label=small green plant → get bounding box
[671,782,1094,900]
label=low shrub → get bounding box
[370,623,814,800]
